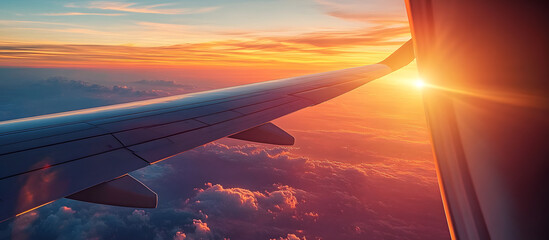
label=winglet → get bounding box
[229,122,294,145]
[378,39,415,71]
[66,174,157,208]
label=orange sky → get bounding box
[0,0,411,72]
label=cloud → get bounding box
[0,76,176,120]
[315,0,408,25]
[68,1,219,15]
[39,12,126,16]
[271,26,410,47]
[0,24,409,69]
[5,212,39,240]
[0,20,79,27]
[136,21,195,31]
[127,210,150,223]
[173,231,186,240]
[0,135,445,239]
[126,142,447,239]
[35,77,163,97]
[58,206,76,216]
[187,183,299,220]
[132,79,191,88]
[56,28,116,35]
[1,199,201,240]
[326,11,409,25]
[189,219,213,239]
[0,134,448,240]
[192,184,262,213]
[1,1,411,68]
[189,143,447,239]
[271,234,306,240]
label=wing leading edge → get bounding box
[0,40,414,222]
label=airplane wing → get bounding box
[0,40,414,222]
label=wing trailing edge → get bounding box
[66,174,157,208]
[229,122,294,145]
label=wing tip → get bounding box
[378,39,415,71]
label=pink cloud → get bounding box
[270,233,305,240]
[173,231,186,240]
[39,12,126,16]
[189,183,300,218]
[72,1,219,15]
[59,206,76,215]
[314,0,408,25]
[192,219,211,235]
[174,219,213,240]
[193,184,261,213]
[155,141,449,239]
[127,210,149,222]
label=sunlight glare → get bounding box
[415,78,426,89]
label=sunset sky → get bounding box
[0,0,410,69]
[0,1,450,239]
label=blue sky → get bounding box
[0,0,406,45]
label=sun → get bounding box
[414,78,426,89]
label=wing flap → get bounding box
[229,122,295,145]
[66,174,157,208]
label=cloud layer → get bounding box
[65,1,219,15]
[1,141,448,239]
[0,24,409,69]
[0,74,192,121]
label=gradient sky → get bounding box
[0,0,410,69]
[0,1,450,239]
